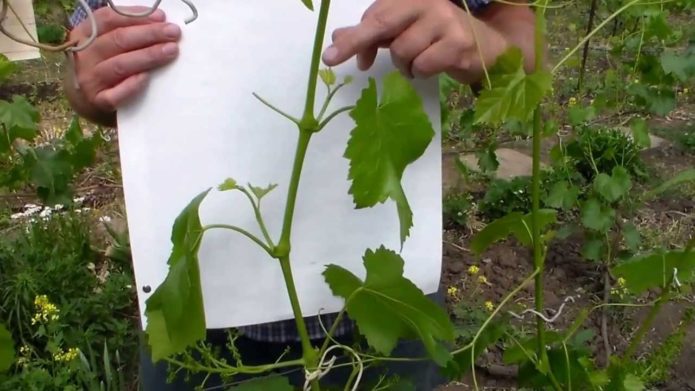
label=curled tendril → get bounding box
[0,0,197,56]
[106,0,198,24]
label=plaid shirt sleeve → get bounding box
[69,0,106,28]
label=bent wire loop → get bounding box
[0,0,197,91]
[0,0,197,54]
[106,0,199,25]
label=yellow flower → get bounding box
[484,301,495,312]
[617,277,626,287]
[478,275,488,284]
[467,265,480,275]
[54,347,80,362]
[447,286,459,297]
[568,97,577,106]
[32,294,60,324]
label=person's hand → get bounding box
[64,6,182,126]
[321,0,509,84]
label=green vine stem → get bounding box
[531,0,550,370]
[273,1,333,389]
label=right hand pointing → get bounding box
[64,6,182,126]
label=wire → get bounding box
[105,0,198,24]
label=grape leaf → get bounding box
[622,374,646,391]
[64,116,100,171]
[145,189,211,361]
[24,147,74,206]
[581,198,615,232]
[474,47,552,126]
[345,71,435,246]
[622,222,641,252]
[582,238,605,262]
[630,118,651,149]
[0,96,39,152]
[568,105,597,126]
[660,52,695,82]
[218,178,239,191]
[627,83,675,116]
[319,68,336,86]
[612,249,695,294]
[323,246,454,366]
[544,181,579,210]
[476,145,499,172]
[228,376,293,391]
[0,54,15,83]
[0,323,14,372]
[593,166,632,202]
[249,183,278,200]
[470,209,557,254]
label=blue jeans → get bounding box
[138,293,447,390]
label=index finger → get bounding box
[75,5,166,37]
[322,6,419,67]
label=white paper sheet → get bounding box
[114,0,443,330]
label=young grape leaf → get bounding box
[323,246,454,366]
[64,116,100,170]
[544,181,579,210]
[627,83,675,116]
[443,322,506,379]
[568,105,597,126]
[0,54,16,82]
[476,145,499,172]
[345,71,435,246]
[660,52,695,82]
[145,189,211,361]
[581,198,615,232]
[249,183,278,200]
[593,166,632,203]
[0,96,39,152]
[582,238,605,262]
[622,374,646,391]
[228,375,293,390]
[218,178,239,191]
[24,147,74,206]
[622,222,641,252]
[319,68,336,86]
[630,118,651,149]
[0,323,14,372]
[474,47,552,126]
[470,209,557,254]
[612,249,695,294]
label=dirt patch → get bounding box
[0,81,62,104]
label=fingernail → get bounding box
[150,9,165,21]
[163,23,181,39]
[322,46,338,63]
[162,43,178,57]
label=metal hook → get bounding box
[0,0,96,52]
[106,0,198,24]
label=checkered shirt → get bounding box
[67,0,490,343]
